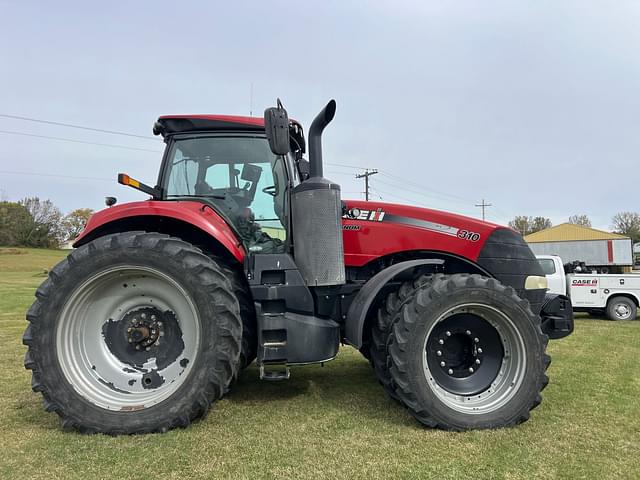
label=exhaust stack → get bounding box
[291,100,345,287]
[308,99,336,178]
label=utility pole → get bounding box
[475,198,492,221]
[356,169,378,201]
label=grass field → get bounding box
[1,248,639,479]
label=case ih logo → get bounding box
[572,279,598,286]
[343,208,385,222]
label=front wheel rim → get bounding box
[56,265,200,411]
[423,303,527,415]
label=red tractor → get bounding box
[24,100,573,434]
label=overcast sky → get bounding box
[1,1,638,230]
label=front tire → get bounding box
[370,274,431,402]
[23,232,242,434]
[388,274,550,430]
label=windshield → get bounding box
[163,135,288,253]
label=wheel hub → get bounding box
[102,306,185,371]
[426,312,504,396]
[615,304,630,318]
[125,308,163,351]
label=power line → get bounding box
[355,168,378,201]
[0,170,112,182]
[374,177,470,206]
[326,162,366,170]
[368,187,384,201]
[0,130,161,153]
[475,198,492,221]
[375,187,475,216]
[0,114,157,140]
[377,170,473,204]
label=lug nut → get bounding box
[440,361,446,367]
[446,331,451,337]
[468,367,474,373]
[128,338,133,343]
[466,330,471,335]
[141,313,146,319]
[475,359,481,365]
[474,337,479,343]
[145,347,150,351]
[135,345,140,350]
[438,339,444,345]
[478,348,483,354]
[151,315,156,321]
[448,369,454,375]
[436,350,442,357]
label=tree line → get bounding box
[0,198,93,248]
[508,212,640,243]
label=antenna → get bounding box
[249,82,254,116]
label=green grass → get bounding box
[1,248,639,479]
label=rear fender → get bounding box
[344,259,444,348]
[73,201,245,262]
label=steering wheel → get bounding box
[262,185,277,197]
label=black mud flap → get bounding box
[540,293,574,339]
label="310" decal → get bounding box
[457,230,481,242]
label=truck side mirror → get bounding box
[264,99,290,155]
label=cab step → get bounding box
[259,363,290,381]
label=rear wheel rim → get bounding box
[613,303,631,320]
[56,265,200,411]
[423,303,527,414]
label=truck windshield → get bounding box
[163,135,288,253]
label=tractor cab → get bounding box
[151,114,308,255]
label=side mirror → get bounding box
[264,99,290,155]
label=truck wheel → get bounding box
[23,232,242,434]
[388,274,550,430]
[606,296,637,321]
[370,274,432,401]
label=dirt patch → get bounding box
[0,248,28,255]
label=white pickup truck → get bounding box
[537,255,639,320]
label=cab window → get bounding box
[163,136,288,253]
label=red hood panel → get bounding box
[341,200,505,267]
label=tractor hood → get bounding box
[341,199,506,268]
[341,199,546,313]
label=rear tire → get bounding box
[389,274,550,430]
[217,261,257,369]
[606,296,637,321]
[23,232,242,434]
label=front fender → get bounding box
[74,200,245,262]
[344,259,444,348]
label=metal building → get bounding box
[524,223,633,273]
